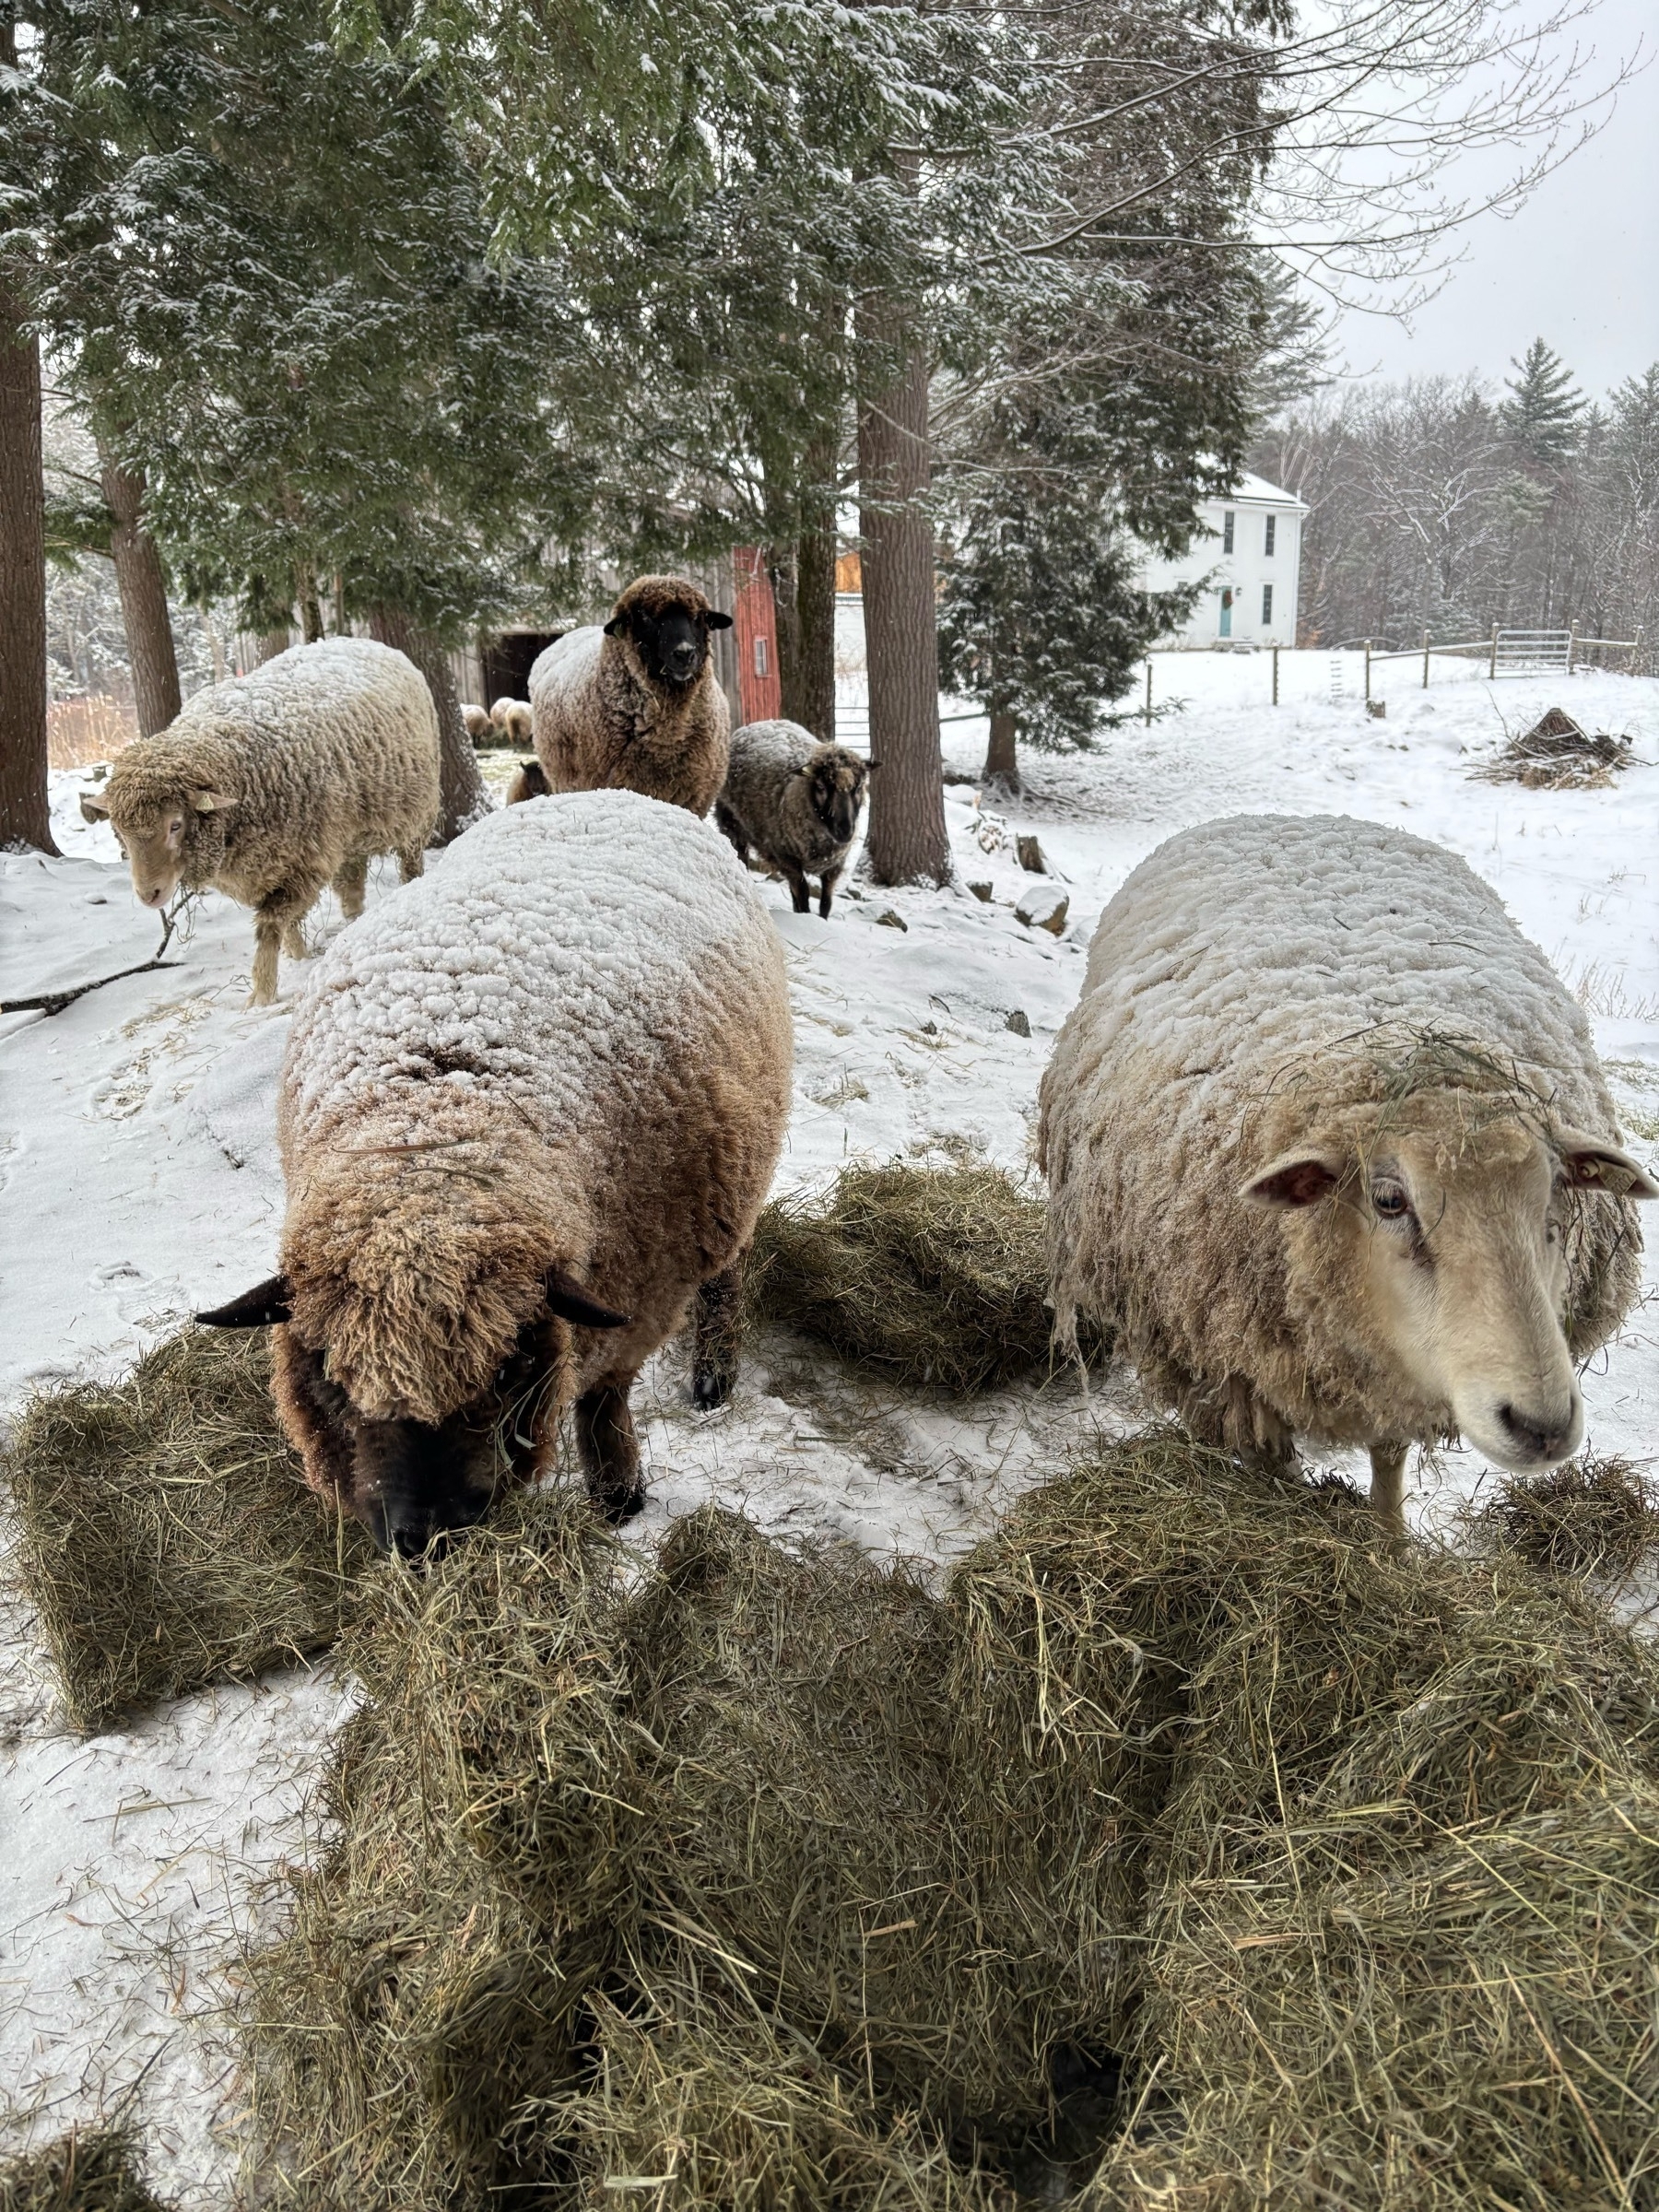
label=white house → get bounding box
[1137,472,1306,648]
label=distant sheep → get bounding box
[490,697,533,744]
[197,792,792,1556]
[517,575,733,817]
[716,719,869,918]
[83,639,439,1006]
[1039,814,1656,1538]
[462,703,493,742]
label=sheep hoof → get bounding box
[593,1481,646,1525]
[691,1366,732,1411]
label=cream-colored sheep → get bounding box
[83,639,440,1006]
[489,697,533,743]
[519,575,733,817]
[716,719,869,917]
[1039,814,1655,1536]
[197,791,792,1556]
[461,703,493,741]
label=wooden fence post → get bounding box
[1568,619,1578,675]
[1363,640,1371,702]
[1144,658,1153,725]
[1488,624,1499,679]
[1271,644,1279,705]
[1422,628,1430,688]
[1635,626,1646,675]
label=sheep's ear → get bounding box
[1552,1130,1659,1200]
[190,786,233,812]
[196,1274,293,1326]
[79,790,111,820]
[1241,1152,1343,1208]
[603,615,627,638]
[545,1267,631,1329]
[702,609,733,631]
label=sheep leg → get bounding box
[692,1259,746,1409]
[818,865,842,920]
[782,863,812,914]
[574,1379,645,1523]
[713,802,748,864]
[250,881,324,1006]
[396,844,426,884]
[333,854,369,920]
[282,917,310,959]
[1368,1441,1409,1545]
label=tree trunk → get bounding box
[984,711,1019,791]
[856,326,946,884]
[368,606,488,843]
[97,444,182,736]
[299,565,324,644]
[256,628,291,665]
[785,507,839,742]
[0,267,56,853]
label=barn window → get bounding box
[1222,510,1235,553]
[1262,584,1274,624]
[1264,514,1277,556]
[754,637,769,678]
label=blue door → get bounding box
[1218,588,1233,638]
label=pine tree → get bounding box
[1500,340,1585,467]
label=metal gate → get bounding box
[1494,629,1572,674]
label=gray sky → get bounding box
[1333,0,1657,402]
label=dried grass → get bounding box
[1478,1452,1659,1583]
[1472,706,1633,791]
[0,2132,170,2212]
[241,1431,1659,2210]
[747,1163,1091,1393]
[6,1330,371,1733]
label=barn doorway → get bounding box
[481,629,562,703]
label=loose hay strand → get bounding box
[6,1329,371,1732]
[0,2130,172,2212]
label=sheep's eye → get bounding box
[1372,1182,1412,1221]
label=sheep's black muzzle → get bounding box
[359,1417,491,1563]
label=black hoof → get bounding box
[593,1483,646,1525]
[691,1367,732,1411]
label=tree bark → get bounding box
[256,628,291,665]
[97,444,182,736]
[368,606,488,843]
[0,267,56,853]
[856,326,947,885]
[984,711,1020,791]
[784,508,839,742]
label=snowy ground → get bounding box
[2,653,1655,2196]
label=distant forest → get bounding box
[1254,342,1659,654]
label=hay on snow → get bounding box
[1476,1451,1659,1583]
[241,1432,1659,2210]
[0,2132,171,2212]
[6,1329,371,1732]
[747,1161,1089,1393]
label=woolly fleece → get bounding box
[527,578,730,816]
[276,790,793,1429]
[718,718,869,895]
[1039,812,1644,1454]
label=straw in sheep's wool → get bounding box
[240,1433,1659,2211]
[6,1330,371,1732]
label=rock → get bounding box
[1015,884,1069,935]
[1006,1008,1031,1037]
[1366,700,1387,719]
[968,880,994,903]
[875,909,909,932]
[1016,833,1047,875]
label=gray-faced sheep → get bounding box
[516,575,733,817]
[197,790,792,1557]
[716,718,870,918]
[82,639,440,1007]
[1039,814,1656,1539]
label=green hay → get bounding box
[0,2132,171,2212]
[240,1433,1659,2210]
[1478,1452,1659,1583]
[6,1329,371,1733]
[747,1163,1084,1394]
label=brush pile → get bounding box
[6,1329,370,1732]
[0,2131,171,2212]
[1473,705,1632,790]
[242,1432,1659,2209]
[747,1162,1087,1393]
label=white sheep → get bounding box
[197,791,793,1556]
[489,697,533,744]
[462,703,493,742]
[1039,814,1655,1537]
[82,640,440,1006]
[715,719,870,917]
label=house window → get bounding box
[1221,510,1235,553]
[1262,584,1274,625]
[754,636,769,678]
[1264,514,1277,557]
